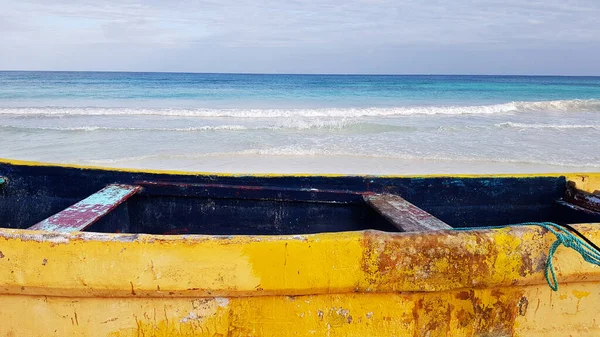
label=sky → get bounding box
[1,0,599,75]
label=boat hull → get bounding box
[1,159,600,336]
[1,283,598,337]
[0,225,599,336]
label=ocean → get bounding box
[1,71,599,174]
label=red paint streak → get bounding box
[162,227,190,235]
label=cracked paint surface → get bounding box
[0,224,600,335]
[0,285,599,336]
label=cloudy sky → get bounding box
[1,0,599,75]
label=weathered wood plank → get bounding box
[363,193,452,232]
[28,184,141,232]
[556,200,600,216]
[565,181,600,212]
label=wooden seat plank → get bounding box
[363,193,452,232]
[556,200,600,216]
[28,184,141,232]
[565,181,600,213]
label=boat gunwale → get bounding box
[1,224,599,298]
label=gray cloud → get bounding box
[1,0,599,74]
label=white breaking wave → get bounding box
[1,99,599,117]
[496,122,600,129]
[0,119,361,132]
[0,125,249,132]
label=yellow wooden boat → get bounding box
[1,158,599,336]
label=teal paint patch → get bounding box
[442,179,466,188]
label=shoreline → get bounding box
[75,154,600,175]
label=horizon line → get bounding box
[1,69,600,77]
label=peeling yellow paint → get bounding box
[2,225,600,297]
[572,289,591,299]
[0,222,600,335]
[566,173,600,193]
[0,285,599,336]
[489,227,524,284]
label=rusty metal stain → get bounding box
[518,296,529,316]
[28,184,141,232]
[360,227,551,292]
[0,290,545,336]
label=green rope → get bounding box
[455,222,600,291]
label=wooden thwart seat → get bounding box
[363,193,452,232]
[28,184,141,232]
[564,181,600,213]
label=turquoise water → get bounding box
[2,72,600,107]
[1,71,599,173]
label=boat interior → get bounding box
[0,162,599,235]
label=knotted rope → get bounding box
[456,222,600,291]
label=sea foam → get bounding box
[496,122,600,130]
[0,119,361,132]
[0,99,598,118]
